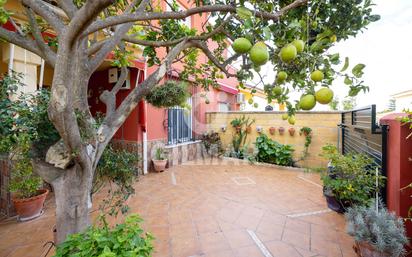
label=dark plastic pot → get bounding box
[324,191,346,213]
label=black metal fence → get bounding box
[339,105,388,201]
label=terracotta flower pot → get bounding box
[288,128,295,136]
[269,127,276,135]
[303,131,311,136]
[12,189,48,221]
[353,241,392,257]
[235,126,241,133]
[153,159,168,172]
[278,127,285,135]
[246,126,252,134]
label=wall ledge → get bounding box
[206,111,343,115]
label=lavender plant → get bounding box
[345,199,408,256]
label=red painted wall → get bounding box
[380,113,412,240]
[88,68,144,142]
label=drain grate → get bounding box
[231,176,256,186]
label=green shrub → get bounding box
[54,214,154,257]
[346,199,408,256]
[0,73,58,198]
[321,145,385,207]
[9,134,42,199]
[0,72,22,154]
[254,134,294,166]
[93,146,139,216]
[145,80,189,108]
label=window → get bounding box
[218,102,230,112]
[167,97,193,145]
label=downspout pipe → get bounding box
[142,61,148,175]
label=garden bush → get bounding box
[321,144,385,207]
[254,134,294,166]
[93,145,139,216]
[54,214,154,257]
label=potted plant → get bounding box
[269,127,276,135]
[346,200,408,257]
[300,126,312,136]
[320,144,385,212]
[152,147,167,172]
[9,135,48,221]
[288,127,295,136]
[245,117,255,134]
[230,117,242,133]
[278,127,285,135]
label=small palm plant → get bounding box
[152,147,167,172]
[346,199,408,257]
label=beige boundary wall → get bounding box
[206,111,342,169]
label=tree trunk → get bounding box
[50,163,92,244]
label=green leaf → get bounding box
[344,76,352,85]
[352,63,366,78]
[236,7,253,20]
[263,27,271,40]
[340,57,349,72]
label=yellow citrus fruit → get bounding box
[282,113,288,120]
[292,39,305,53]
[248,98,254,104]
[232,37,252,54]
[330,35,337,43]
[288,115,296,125]
[253,103,259,108]
[315,87,334,104]
[279,44,297,63]
[310,70,324,82]
[299,94,316,110]
[277,71,288,82]
[273,86,282,95]
[249,42,269,66]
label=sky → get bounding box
[330,0,412,111]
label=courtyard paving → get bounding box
[0,159,357,257]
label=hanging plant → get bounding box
[145,80,189,108]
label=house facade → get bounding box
[0,0,241,174]
[391,90,412,112]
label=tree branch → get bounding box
[32,159,65,184]
[190,40,236,77]
[0,27,54,65]
[25,7,57,67]
[21,0,65,33]
[84,0,308,36]
[123,14,232,47]
[56,0,77,18]
[99,66,128,117]
[65,0,114,46]
[88,0,150,72]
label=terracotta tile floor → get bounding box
[0,159,357,257]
